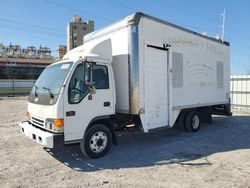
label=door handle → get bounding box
[103,102,110,107]
[66,111,75,116]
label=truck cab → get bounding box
[20,39,117,158]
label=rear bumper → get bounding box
[19,121,62,148]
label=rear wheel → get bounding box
[80,124,112,159]
[184,111,200,132]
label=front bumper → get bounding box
[19,121,62,148]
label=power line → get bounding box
[41,0,112,22]
[231,51,250,68]
[109,0,218,36]
[226,25,250,42]
[231,46,250,56]
[0,22,64,39]
[109,0,219,29]
[230,38,250,49]
[231,63,250,68]
[0,30,63,43]
[0,18,64,34]
[108,0,139,12]
[165,18,218,34]
[156,0,219,22]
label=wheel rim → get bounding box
[89,131,108,153]
[192,115,200,129]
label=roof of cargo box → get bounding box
[84,12,230,46]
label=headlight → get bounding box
[45,121,53,129]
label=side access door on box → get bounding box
[140,44,170,132]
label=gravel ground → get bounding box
[0,96,250,188]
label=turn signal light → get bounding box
[53,119,64,128]
[25,111,30,118]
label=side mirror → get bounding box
[84,62,96,95]
[88,85,96,95]
[84,62,93,85]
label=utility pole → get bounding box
[221,9,226,41]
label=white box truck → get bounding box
[19,12,231,158]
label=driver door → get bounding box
[63,62,114,143]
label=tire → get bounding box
[80,124,112,159]
[184,111,200,132]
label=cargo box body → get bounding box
[84,12,230,132]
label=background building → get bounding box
[57,45,67,60]
[0,44,54,79]
[0,15,95,79]
[67,15,94,52]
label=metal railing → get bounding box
[0,79,36,96]
[231,75,250,109]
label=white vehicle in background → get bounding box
[19,12,231,158]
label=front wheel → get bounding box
[80,124,112,159]
[184,111,200,132]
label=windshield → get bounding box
[29,62,73,105]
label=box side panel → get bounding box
[138,17,230,130]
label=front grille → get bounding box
[31,116,45,127]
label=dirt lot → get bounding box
[0,96,250,188]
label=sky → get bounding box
[0,0,249,75]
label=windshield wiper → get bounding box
[42,87,54,99]
[34,85,38,97]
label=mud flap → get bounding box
[212,103,232,116]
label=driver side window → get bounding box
[68,64,87,104]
